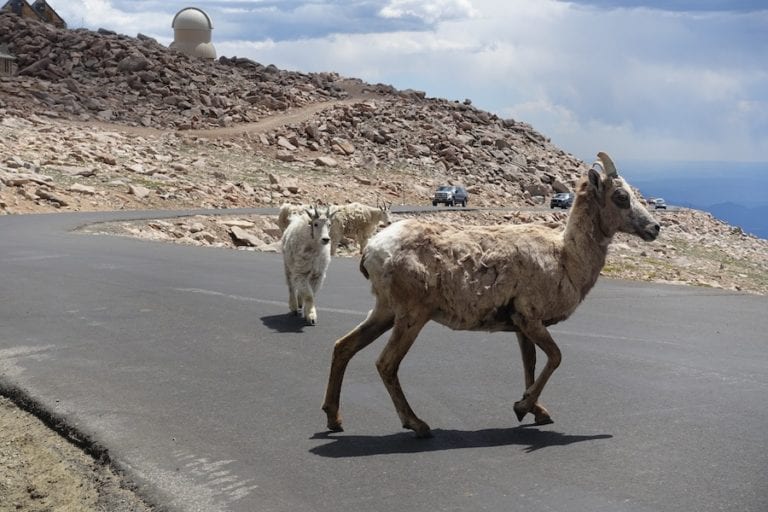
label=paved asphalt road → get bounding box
[0,210,766,512]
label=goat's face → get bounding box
[307,208,332,245]
[379,203,393,228]
[588,168,660,242]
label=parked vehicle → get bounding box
[652,198,667,209]
[432,186,469,207]
[550,192,574,209]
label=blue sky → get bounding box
[51,1,767,164]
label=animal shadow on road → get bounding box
[309,425,612,457]
[261,313,307,333]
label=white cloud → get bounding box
[55,0,171,37]
[379,0,478,23]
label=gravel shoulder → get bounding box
[0,394,153,512]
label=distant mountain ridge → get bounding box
[621,160,768,240]
[705,203,768,239]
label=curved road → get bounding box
[0,209,766,512]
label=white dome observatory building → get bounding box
[170,7,216,60]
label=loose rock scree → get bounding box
[322,152,661,437]
[281,206,335,325]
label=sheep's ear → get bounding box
[587,164,606,200]
[588,165,602,189]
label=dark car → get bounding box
[432,186,469,207]
[550,192,574,209]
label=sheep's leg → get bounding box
[376,314,431,438]
[513,322,561,423]
[323,306,395,432]
[516,333,554,425]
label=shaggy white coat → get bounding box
[330,202,392,255]
[281,210,332,325]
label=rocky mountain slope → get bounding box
[1,11,766,297]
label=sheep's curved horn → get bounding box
[596,151,619,178]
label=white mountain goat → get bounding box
[322,152,661,437]
[330,201,393,255]
[277,203,310,234]
[281,206,335,325]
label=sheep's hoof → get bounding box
[323,405,343,432]
[513,400,530,422]
[404,419,432,438]
[533,405,554,425]
[327,420,343,433]
[414,428,433,439]
[307,317,317,326]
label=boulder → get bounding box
[314,156,338,167]
[128,184,151,199]
[229,226,261,247]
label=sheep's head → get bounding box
[306,206,333,245]
[585,152,660,242]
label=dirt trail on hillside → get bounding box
[69,80,380,139]
[187,97,362,139]
[67,97,358,140]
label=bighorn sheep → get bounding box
[322,152,660,437]
[330,201,393,255]
[281,206,335,325]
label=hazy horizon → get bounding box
[618,159,768,239]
